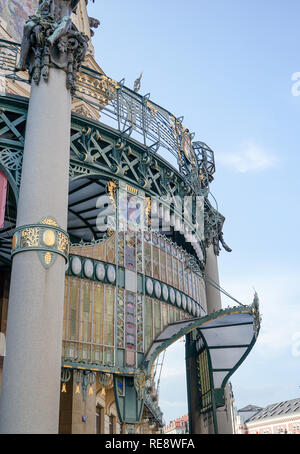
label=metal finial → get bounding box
[134,72,143,93]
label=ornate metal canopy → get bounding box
[144,298,260,388]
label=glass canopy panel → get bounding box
[144,307,259,391]
[201,313,253,327]
[209,347,248,370]
[201,323,254,347]
[212,371,229,388]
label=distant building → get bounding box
[236,399,300,434]
[164,414,189,434]
[233,405,263,433]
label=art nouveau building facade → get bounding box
[0,0,260,434]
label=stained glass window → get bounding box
[197,349,212,411]
[136,231,143,273]
[153,300,161,338]
[161,302,168,329]
[69,278,80,341]
[169,306,174,324]
[167,254,173,286]
[80,280,91,343]
[63,278,68,341]
[125,229,136,271]
[159,250,166,282]
[106,234,116,264]
[188,269,193,298]
[152,246,160,280]
[178,261,184,292]
[93,242,106,262]
[117,289,125,349]
[145,297,152,352]
[104,286,115,347]
[118,232,125,267]
[144,237,152,276]
[173,258,178,289]
[125,292,136,367]
[184,267,188,295]
[93,283,104,363]
[136,294,144,353]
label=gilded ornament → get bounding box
[43,229,56,247]
[41,217,58,227]
[20,228,39,248]
[145,197,151,225]
[11,234,18,250]
[44,252,52,265]
[57,231,69,254]
[134,369,147,400]
[108,181,117,209]
[126,184,138,195]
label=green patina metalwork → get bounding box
[67,253,205,318]
[0,39,260,429]
[0,38,230,257]
[143,301,260,375]
[0,93,227,265]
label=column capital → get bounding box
[15,0,89,93]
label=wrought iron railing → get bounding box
[144,390,165,427]
[0,39,215,188]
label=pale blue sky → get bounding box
[88,0,300,423]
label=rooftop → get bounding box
[243,398,300,424]
[238,405,263,413]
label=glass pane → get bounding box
[104,286,115,347]
[80,281,91,343]
[69,278,80,341]
[152,246,159,280]
[160,250,166,282]
[125,229,136,271]
[145,297,153,352]
[144,241,152,276]
[93,283,104,345]
[153,300,161,337]
[167,254,173,286]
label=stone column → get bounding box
[185,333,207,434]
[205,244,233,434]
[0,1,89,433]
[0,69,71,434]
[185,244,222,434]
[205,244,222,314]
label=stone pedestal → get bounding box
[0,69,71,434]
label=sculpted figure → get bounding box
[16,0,54,71]
[16,0,82,71]
[15,0,90,93]
[48,0,81,46]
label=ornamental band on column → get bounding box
[16,0,89,93]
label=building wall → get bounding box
[245,415,300,434]
[164,414,189,434]
[0,0,39,43]
[58,372,162,434]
